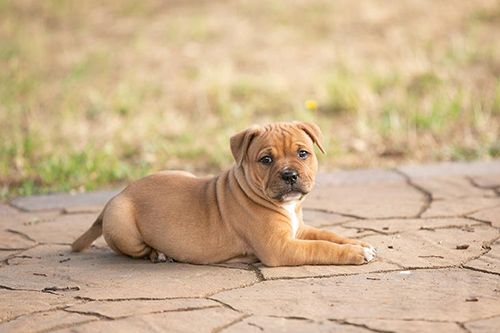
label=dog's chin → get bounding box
[271,189,308,202]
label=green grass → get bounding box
[1,0,499,200]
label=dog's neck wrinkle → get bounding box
[232,165,280,211]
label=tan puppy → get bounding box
[72,121,376,266]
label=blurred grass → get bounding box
[1,0,500,199]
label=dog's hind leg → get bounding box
[102,196,153,259]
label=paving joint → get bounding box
[213,314,250,333]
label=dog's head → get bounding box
[230,121,326,203]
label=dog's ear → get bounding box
[230,125,261,165]
[294,121,326,154]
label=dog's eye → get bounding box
[259,156,273,165]
[298,150,309,159]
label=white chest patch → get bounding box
[282,202,299,238]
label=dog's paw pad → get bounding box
[363,247,376,263]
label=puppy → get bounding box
[72,121,375,266]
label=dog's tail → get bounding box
[71,209,104,252]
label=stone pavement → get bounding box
[1,160,500,333]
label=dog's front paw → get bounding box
[362,246,376,263]
[343,244,376,265]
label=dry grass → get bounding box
[1,0,499,198]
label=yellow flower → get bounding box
[304,99,318,110]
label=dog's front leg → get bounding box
[298,225,375,250]
[255,236,374,267]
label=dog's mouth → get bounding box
[271,185,309,202]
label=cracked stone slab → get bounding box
[464,239,500,275]
[0,230,35,250]
[0,245,257,299]
[8,212,108,247]
[342,217,483,235]
[470,174,500,189]
[10,189,120,212]
[465,316,500,333]
[59,307,243,333]
[315,168,404,186]
[66,299,220,319]
[214,269,500,322]
[398,160,500,178]
[304,183,424,219]
[422,197,500,218]
[0,310,94,332]
[410,176,496,199]
[302,209,356,228]
[346,319,464,333]
[361,225,499,269]
[257,260,400,280]
[225,316,372,333]
[0,289,78,323]
[469,206,500,228]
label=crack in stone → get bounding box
[458,322,472,333]
[204,280,262,298]
[393,169,433,218]
[0,304,76,325]
[302,207,367,220]
[459,233,500,265]
[72,295,206,302]
[343,223,487,237]
[64,304,222,321]
[247,322,265,331]
[248,263,265,282]
[330,319,395,333]
[0,283,80,297]
[462,314,500,326]
[463,215,496,227]
[206,298,243,314]
[0,284,44,293]
[261,268,408,282]
[213,314,250,333]
[349,232,379,239]
[5,229,37,244]
[340,317,472,323]
[462,265,500,277]
[63,308,114,321]
[265,314,313,321]
[49,304,228,333]
[341,226,388,235]
[0,250,24,267]
[311,221,356,229]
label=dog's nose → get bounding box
[281,170,299,184]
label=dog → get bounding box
[72,121,376,266]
